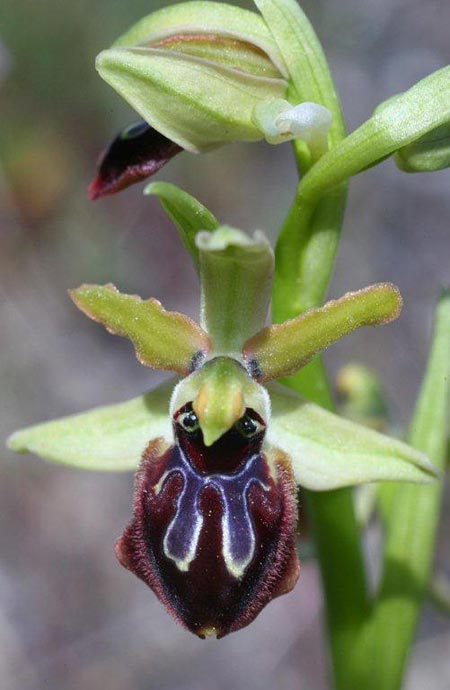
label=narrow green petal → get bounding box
[70,284,210,374]
[198,226,274,352]
[7,381,175,471]
[145,181,219,269]
[266,383,437,490]
[243,283,402,381]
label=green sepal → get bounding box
[145,182,219,269]
[243,283,402,381]
[267,383,438,491]
[7,380,175,471]
[70,284,210,374]
[113,1,287,77]
[395,121,450,173]
[298,65,450,202]
[198,226,274,352]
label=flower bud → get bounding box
[96,2,289,153]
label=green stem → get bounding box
[256,2,368,685]
[271,36,367,690]
[280,366,369,690]
[363,290,450,690]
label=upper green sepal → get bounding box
[198,226,274,352]
[145,182,219,269]
[70,283,210,374]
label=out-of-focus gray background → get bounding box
[0,1,449,688]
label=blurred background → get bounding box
[0,0,449,688]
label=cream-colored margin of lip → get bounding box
[158,450,204,573]
[220,472,270,579]
[164,513,203,572]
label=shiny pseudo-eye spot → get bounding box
[237,413,265,439]
[178,408,200,433]
[120,120,150,140]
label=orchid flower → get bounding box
[8,206,437,639]
[88,1,332,199]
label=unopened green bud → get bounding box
[96,2,289,152]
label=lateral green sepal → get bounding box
[7,380,175,471]
[198,226,274,352]
[267,383,438,491]
[70,283,211,374]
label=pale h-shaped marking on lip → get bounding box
[153,446,270,578]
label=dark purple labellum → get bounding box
[88,121,182,200]
[116,406,299,638]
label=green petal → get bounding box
[266,383,437,490]
[243,283,402,381]
[70,284,210,374]
[144,181,219,269]
[7,381,175,471]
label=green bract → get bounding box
[297,65,450,203]
[7,205,438,491]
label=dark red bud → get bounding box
[116,407,299,638]
[88,121,182,200]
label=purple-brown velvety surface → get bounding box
[116,411,299,638]
[88,121,182,200]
